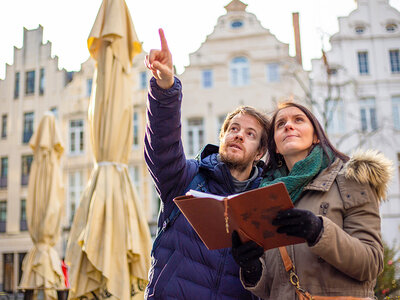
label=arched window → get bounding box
[230,57,250,86]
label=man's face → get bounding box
[219,113,264,173]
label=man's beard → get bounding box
[219,149,252,173]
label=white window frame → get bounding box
[230,57,250,87]
[266,63,280,82]
[187,118,204,156]
[389,49,400,74]
[69,119,84,155]
[25,70,35,95]
[139,71,147,90]
[1,114,7,138]
[359,98,377,132]
[202,69,213,89]
[326,99,346,134]
[39,68,45,95]
[132,111,140,148]
[23,112,34,143]
[129,165,141,197]
[357,51,369,75]
[86,78,93,97]
[392,96,400,130]
[67,171,84,225]
[216,114,227,143]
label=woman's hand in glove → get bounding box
[231,230,264,285]
[272,208,323,245]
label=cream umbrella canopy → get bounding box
[65,0,152,299]
[19,112,66,300]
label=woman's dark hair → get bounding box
[264,101,349,172]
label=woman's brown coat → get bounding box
[242,150,393,299]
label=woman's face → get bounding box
[274,106,317,165]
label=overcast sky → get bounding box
[1,0,399,79]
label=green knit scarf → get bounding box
[260,145,333,203]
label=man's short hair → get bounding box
[219,106,270,157]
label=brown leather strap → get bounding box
[279,247,373,300]
[278,246,293,271]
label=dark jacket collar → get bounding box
[196,144,263,194]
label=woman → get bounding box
[231,102,393,299]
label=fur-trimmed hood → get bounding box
[344,149,394,201]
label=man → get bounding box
[144,28,270,300]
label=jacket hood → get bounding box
[344,149,394,201]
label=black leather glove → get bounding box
[231,230,264,285]
[272,208,323,245]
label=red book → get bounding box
[173,182,305,250]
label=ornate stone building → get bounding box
[311,0,400,244]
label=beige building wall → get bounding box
[0,25,70,292]
[180,0,309,156]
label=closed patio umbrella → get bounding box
[65,0,152,299]
[19,112,66,299]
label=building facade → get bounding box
[0,0,309,293]
[180,0,308,156]
[0,26,158,293]
[310,0,400,244]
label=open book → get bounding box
[173,182,305,250]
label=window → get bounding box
[217,114,227,142]
[1,114,7,138]
[267,63,280,82]
[230,57,250,87]
[68,171,84,225]
[86,78,93,97]
[3,253,14,292]
[18,253,26,283]
[39,68,45,95]
[133,111,139,147]
[21,155,33,186]
[69,120,84,154]
[20,199,27,231]
[355,26,365,34]
[386,24,397,32]
[139,71,147,90]
[187,118,204,156]
[392,96,400,130]
[202,70,213,89]
[0,201,6,233]
[0,157,8,188]
[328,68,338,75]
[25,70,35,95]
[23,112,34,143]
[14,72,20,99]
[389,50,400,74]
[326,99,346,134]
[231,20,243,28]
[357,52,369,75]
[50,107,58,119]
[129,165,141,196]
[65,72,74,86]
[360,98,377,132]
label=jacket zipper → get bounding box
[214,248,228,299]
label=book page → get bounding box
[186,189,226,201]
[186,189,241,200]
